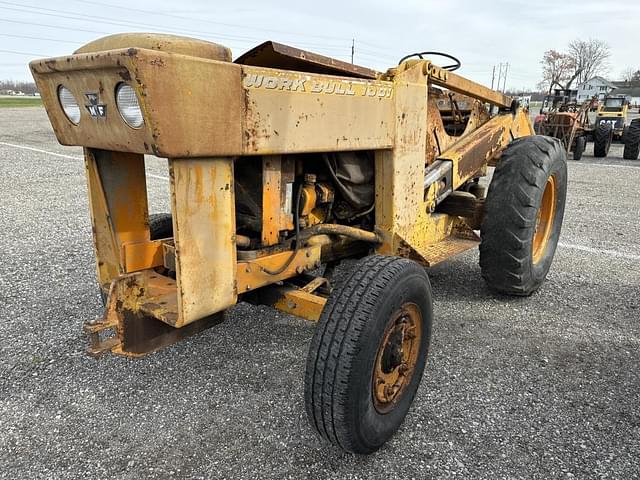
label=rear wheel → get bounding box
[623,118,640,160]
[304,255,432,454]
[148,213,173,240]
[480,136,567,296]
[593,123,613,157]
[573,136,586,160]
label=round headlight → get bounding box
[115,83,143,128]
[58,85,81,124]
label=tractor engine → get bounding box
[234,151,375,250]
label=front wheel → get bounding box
[480,136,567,296]
[304,255,432,454]
[623,118,640,160]
[573,136,586,160]
[594,123,613,157]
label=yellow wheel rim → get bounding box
[372,303,422,414]
[532,175,557,264]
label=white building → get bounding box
[612,81,640,107]
[576,76,616,102]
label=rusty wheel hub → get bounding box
[532,175,557,264]
[373,303,422,413]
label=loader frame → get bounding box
[30,38,533,356]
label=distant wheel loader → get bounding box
[534,96,596,161]
[593,94,640,159]
[533,88,578,134]
[30,33,567,454]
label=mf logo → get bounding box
[85,93,106,118]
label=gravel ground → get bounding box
[0,107,639,479]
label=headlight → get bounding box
[115,83,143,128]
[58,86,81,124]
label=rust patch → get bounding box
[243,90,260,152]
[457,127,503,180]
[44,59,58,71]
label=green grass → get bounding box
[0,96,43,108]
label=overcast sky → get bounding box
[1,0,639,89]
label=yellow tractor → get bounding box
[593,94,630,157]
[30,33,567,453]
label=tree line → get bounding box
[0,80,38,95]
[540,38,640,93]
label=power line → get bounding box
[0,18,111,36]
[0,4,283,44]
[0,49,50,57]
[0,0,402,62]
[68,0,400,56]
[0,33,83,45]
[65,0,357,43]
[0,4,408,70]
[0,2,359,53]
[0,23,376,69]
[0,17,252,54]
[0,25,393,73]
[355,39,397,55]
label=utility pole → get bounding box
[351,39,355,64]
[492,62,510,93]
[502,62,509,93]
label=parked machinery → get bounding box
[533,88,578,134]
[30,34,567,453]
[535,97,596,160]
[593,94,630,157]
[624,118,640,160]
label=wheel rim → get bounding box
[372,303,422,414]
[532,175,557,264]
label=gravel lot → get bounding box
[1,107,639,479]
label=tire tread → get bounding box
[304,255,428,453]
[480,135,566,296]
[623,118,640,160]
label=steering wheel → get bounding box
[397,51,461,71]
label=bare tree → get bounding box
[539,50,577,93]
[622,68,636,82]
[568,39,610,85]
[621,68,640,82]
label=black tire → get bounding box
[593,123,613,157]
[149,213,173,240]
[623,118,640,160]
[573,136,586,161]
[480,136,567,296]
[304,255,432,454]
